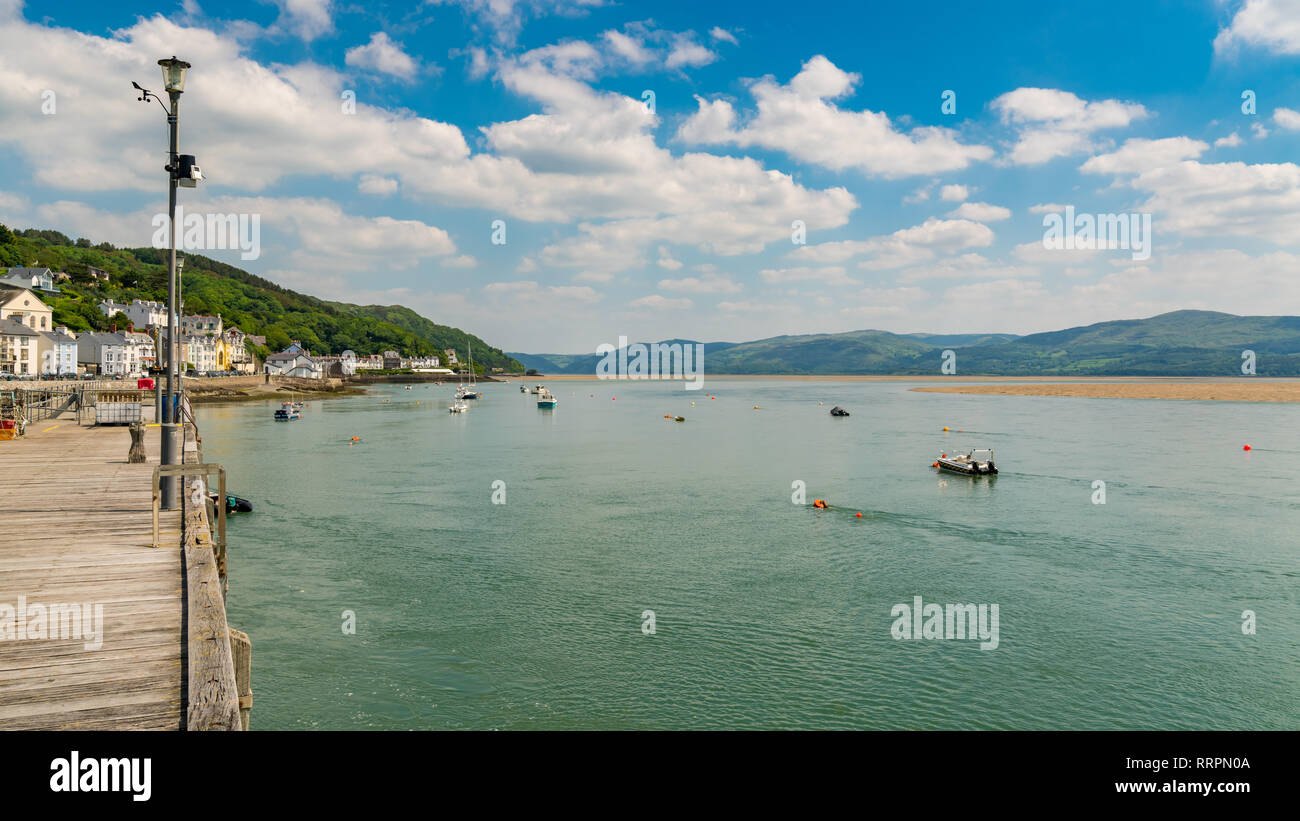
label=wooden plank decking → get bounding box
[0,411,184,730]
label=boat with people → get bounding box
[935,448,998,476]
[536,388,558,408]
[830,406,850,416]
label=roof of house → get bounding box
[266,351,317,363]
[78,331,126,345]
[0,317,39,337]
[42,329,77,344]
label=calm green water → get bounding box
[200,380,1299,730]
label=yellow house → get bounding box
[0,286,54,333]
[215,335,231,371]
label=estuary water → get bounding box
[199,379,1299,730]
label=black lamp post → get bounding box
[134,56,194,510]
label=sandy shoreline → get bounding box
[911,382,1300,402]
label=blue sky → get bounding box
[3,0,1300,352]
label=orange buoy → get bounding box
[943,426,949,431]
[813,499,828,509]
[855,512,863,518]
[932,461,939,468]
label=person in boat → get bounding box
[813,499,829,509]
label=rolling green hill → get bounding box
[517,311,1300,376]
[0,225,522,372]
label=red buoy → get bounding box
[855,512,863,518]
[1243,444,1251,451]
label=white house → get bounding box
[99,298,170,330]
[184,334,220,373]
[264,350,323,379]
[1,267,61,295]
[0,317,40,375]
[0,286,54,333]
[182,313,222,338]
[124,331,156,376]
[38,326,78,376]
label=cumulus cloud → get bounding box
[1079,137,1208,175]
[709,26,738,45]
[277,0,333,41]
[759,265,859,286]
[630,294,692,310]
[1214,0,1300,56]
[1274,106,1300,130]
[946,202,1011,222]
[939,184,969,202]
[791,218,994,266]
[992,87,1148,165]
[677,55,992,178]
[657,272,742,293]
[345,32,421,80]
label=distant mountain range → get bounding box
[511,311,1300,376]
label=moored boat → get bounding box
[537,388,558,408]
[935,448,997,475]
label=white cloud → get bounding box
[345,32,421,80]
[278,0,333,41]
[657,272,742,293]
[945,202,1011,222]
[601,29,653,65]
[1252,121,1270,139]
[484,280,602,304]
[1028,203,1068,214]
[992,87,1148,165]
[664,33,718,69]
[1214,0,1300,56]
[358,174,399,195]
[442,254,478,269]
[630,294,692,310]
[709,26,738,45]
[655,246,683,270]
[939,184,969,202]
[1214,132,1243,148]
[677,55,992,178]
[1079,137,1208,175]
[791,217,994,265]
[1274,106,1300,130]
[759,265,859,286]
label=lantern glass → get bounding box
[158,57,190,93]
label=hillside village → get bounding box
[0,265,462,380]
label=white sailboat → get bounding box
[456,341,481,400]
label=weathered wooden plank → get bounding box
[0,410,185,731]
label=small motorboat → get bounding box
[537,388,558,408]
[935,448,998,476]
[274,402,301,421]
[449,399,468,413]
[520,385,527,393]
[830,406,850,417]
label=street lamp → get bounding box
[134,56,198,510]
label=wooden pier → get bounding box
[0,404,247,731]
